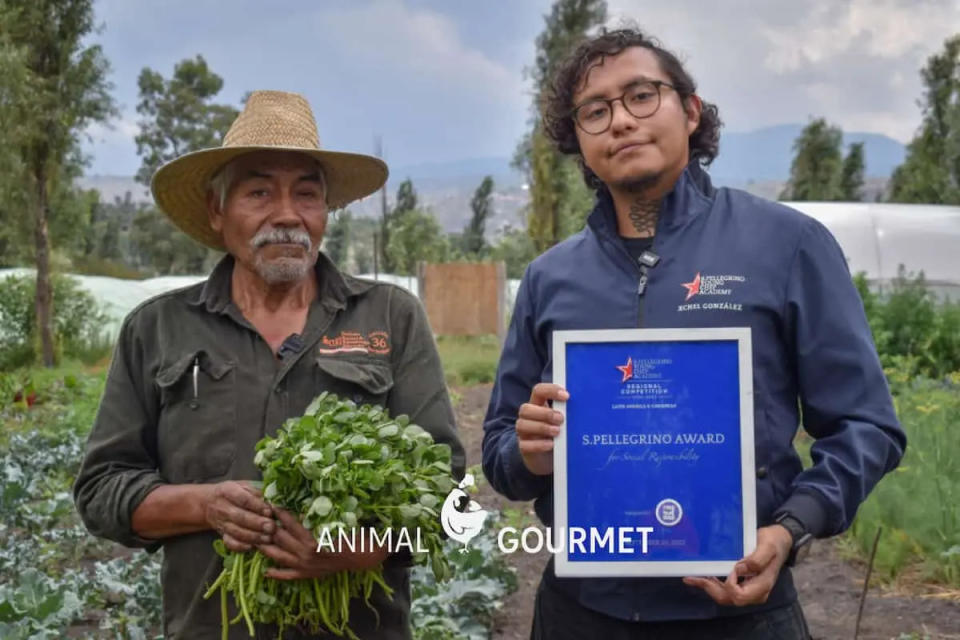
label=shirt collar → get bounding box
[187,251,362,315]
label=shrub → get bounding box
[848,372,960,586]
[69,255,147,280]
[436,335,501,387]
[0,274,110,368]
[854,267,960,379]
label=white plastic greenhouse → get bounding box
[2,202,958,340]
[781,202,960,300]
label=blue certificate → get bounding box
[552,328,756,577]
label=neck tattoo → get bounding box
[627,198,661,236]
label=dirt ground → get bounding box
[453,383,960,640]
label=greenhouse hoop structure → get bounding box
[2,202,958,340]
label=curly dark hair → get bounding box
[543,27,722,191]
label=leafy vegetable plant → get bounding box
[204,392,456,639]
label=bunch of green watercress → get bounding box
[204,392,456,639]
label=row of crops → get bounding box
[0,368,516,639]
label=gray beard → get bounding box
[253,254,313,284]
[249,227,314,284]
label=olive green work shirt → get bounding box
[73,253,466,639]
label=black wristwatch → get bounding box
[774,513,813,566]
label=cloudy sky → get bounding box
[83,0,959,176]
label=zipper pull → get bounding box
[637,273,649,296]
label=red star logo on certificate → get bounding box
[616,357,633,383]
[682,272,702,300]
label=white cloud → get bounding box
[83,110,140,175]
[83,0,954,174]
[318,0,525,109]
[604,0,960,142]
[85,112,138,142]
[758,0,954,72]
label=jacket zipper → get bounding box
[602,235,656,328]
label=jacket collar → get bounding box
[188,251,366,315]
[587,161,716,241]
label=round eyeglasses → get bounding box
[571,80,677,135]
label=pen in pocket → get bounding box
[192,356,199,399]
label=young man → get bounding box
[482,29,904,639]
[74,91,465,639]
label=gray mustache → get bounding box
[251,228,311,251]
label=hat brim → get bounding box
[150,146,388,251]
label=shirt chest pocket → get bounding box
[155,350,238,483]
[313,356,394,408]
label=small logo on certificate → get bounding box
[655,499,683,527]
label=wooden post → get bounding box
[416,261,426,303]
[496,261,507,345]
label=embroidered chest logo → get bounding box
[678,272,747,312]
[317,330,390,355]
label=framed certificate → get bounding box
[552,328,756,577]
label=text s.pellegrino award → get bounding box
[551,328,756,577]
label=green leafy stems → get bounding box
[203,392,456,639]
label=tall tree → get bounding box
[385,209,449,276]
[780,118,844,201]
[393,179,418,214]
[133,56,239,274]
[463,176,494,258]
[47,169,100,257]
[0,37,34,266]
[88,192,137,259]
[381,179,418,273]
[375,135,388,276]
[1,0,115,366]
[354,244,372,274]
[839,141,865,201]
[135,55,239,185]
[350,216,379,275]
[76,191,151,274]
[324,210,352,269]
[129,207,215,275]
[517,0,606,253]
[490,225,537,279]
[888,35,960,204]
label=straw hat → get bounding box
[150,90,388,250]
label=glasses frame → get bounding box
[570,80,678,135]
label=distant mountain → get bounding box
[79,123,908,234]
[77,167,530,235]
[386,157,524,190]
[77,175,151,204]
[708,124,906,188]
[349,157,527,232]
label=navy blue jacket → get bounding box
[482,163,905,622]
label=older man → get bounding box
[74,90,465,639]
